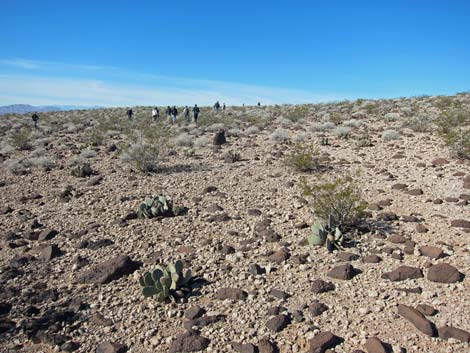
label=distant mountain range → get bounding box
[0,104,103,115]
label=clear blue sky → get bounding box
[0,0,469,106]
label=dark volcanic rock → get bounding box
[308,301,329,317]
[382,266,423,282]
[311,279,335,294]
[216,288,247,301]
[397,304,436,337]
[438,326,470,342]
[39,244,62,261]
[77,255,141,284]
[327,264,357,280]
[231,342,257,353]
[364,337,388,353]
[96,342,128,353]
[362,255,382,263]
[416,304,438,316]
[213,131,226,145]
[450,219,470,228]
[266,314,291,332]
[268,248,290,263]
[38,228,58,241]
[419,246,444,259]
[169,330,210,353]
[427,263,462,283]
[309,331,343,353]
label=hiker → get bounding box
[257,102,261,107]
[165,106,171,119]
[192,104,200,125]
[152,107,160,121]
[127,108,133,120]
[171,106,178,124]
[222,103,226,111]
[183,106,190,123]
[213,101,220,113]
[31,113,39,128]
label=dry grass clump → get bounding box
[382,130,401,140]
[310,121,335,132]
[174,133,194,147]
[193,136,209,148]
[245,126,260,135]
[332,126,352,138]
[270,128,289,142]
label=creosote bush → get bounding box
[9,127,32,150]
[436,110,470,159]
[285,144,320,172]
[270,128,289,142]
[300,175,367,228]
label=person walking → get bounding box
[152,107,160,121]
[213,101,220,113]
[183,106,190,123]
[165,106,171,119]
[31,113,39,128]
[127,108,133,120]
[192,104,200,126]
[171,106,178,124]
[222,103,226,111]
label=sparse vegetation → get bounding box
[436,109,470,159]
[284,144,320,172]
[382,129,401,140]
[9,127,32,150]
[139,260,194,302]
[301,175,367,228]
[270,128,289,142]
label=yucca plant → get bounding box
[308,215,345,252]
[139,260,194,302]
[137,195,174,218]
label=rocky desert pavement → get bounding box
[0,94,469,353]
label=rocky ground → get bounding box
[0,94,469,353]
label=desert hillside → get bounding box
[0,94,469,353]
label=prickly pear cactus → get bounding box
[137,195,174,218]
[138,260,194,303]
[307,215,345,252]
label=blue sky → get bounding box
[0,0,469,106]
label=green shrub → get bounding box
[300,176,367,227]
[9,127,32,150]
[285,105,309,122]
[436,110,470,159]
[285,144,320,172]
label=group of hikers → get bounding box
[126,101,226,126]
[30,100,260,128]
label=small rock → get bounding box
[232,342,257,353]
[216,288,247,301]
[397,304,436,337]
[327,264,357,280]
[309,301,329,317]
[169,330,210,353]
[269,289,290,300]
[382,266,423,282]
[96,342,127,353]
[268,248,290,263]
[311,279,335,293]
[364,337,387,353]
[438,326,470,343]
[419,246,444,259]
[185,306,205,320]
[39,244,61,261]
[416,304,438,316]
[309,331,342,353]
[362,255,382,263]
[77,255,141,284]
[450,219,470,228]
[427,263,462,283]
[266,314,291,332]
[38,228,58,241]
